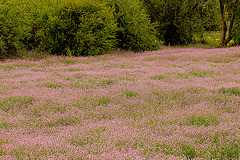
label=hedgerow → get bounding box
[0,0,55,58]
[141,0,194,45]
[0,1,31,58]
[1,0,159,58]
[35,0,117,56]
[103,0,159,51]
[233,11,240,45]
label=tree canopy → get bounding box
[142,0,239,47]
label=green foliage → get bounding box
[141,0,221,45]
[96,96,111,106]
[233,6,240,45]
[189,70,207,78]
[234,27,240,45]
[36,0,117,56]
[200,0,221,31]
[186,115,210,127]
[0,96,36,112]
[123,90,138,98]
[181,143,197,159]
[44,82,62,89]
[0,1,31,58]
[104,0,159,51]
[0,0,234,58]
[219,87,240,96]
[154,75,167,80]
[20,0,59,50]
[0,0,60,58]
[218,0,240,47]
[141,0,190,45]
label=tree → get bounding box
[219,0,240,47]
[141,0,220,45]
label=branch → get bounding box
[230,0,240,33]
[201,0,212,8]
[228,12,235,36]
[219,0,225,21]
[232,19,240,31]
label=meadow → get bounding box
[0,46,240,159]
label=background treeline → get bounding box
[0,0,239,58]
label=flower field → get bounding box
[0,47,240,159]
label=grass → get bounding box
[0,46,240,159]
[218,87,240,96]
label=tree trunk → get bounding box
[219,0,227,47]
[219,0,239,47]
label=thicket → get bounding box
[103,0,158,51]
[36,0,118,56]
[141,0,221,45]
[201,0,221,31]
[0,1,30,58]
[234,28,240,45]
[0,0,56,58]
[141,0,187,45]
[0,0,158,58]
[1,0,238,59]
[233,8,240,45]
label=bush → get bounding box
[20,0,58,50]
[103,0,159,51]
[141,0,219,45]
[141,0,192,45]
[0,0,53,58]
[233,28,240,45]
[35,0,117,56]
[1,0,158,58]
[233,11,240,45]
[0,1,31,58]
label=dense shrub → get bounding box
[233,28,240,45]
[141,0,220,45]
[141,0,191,45]
[0,0,55,58]
[103,0,159,51]
[35,0,117,56]
[233,10,240,45]
[1,0,158,58]
[0,1,31,58]
[20,0,59,50]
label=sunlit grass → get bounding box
[193,31,237,48]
